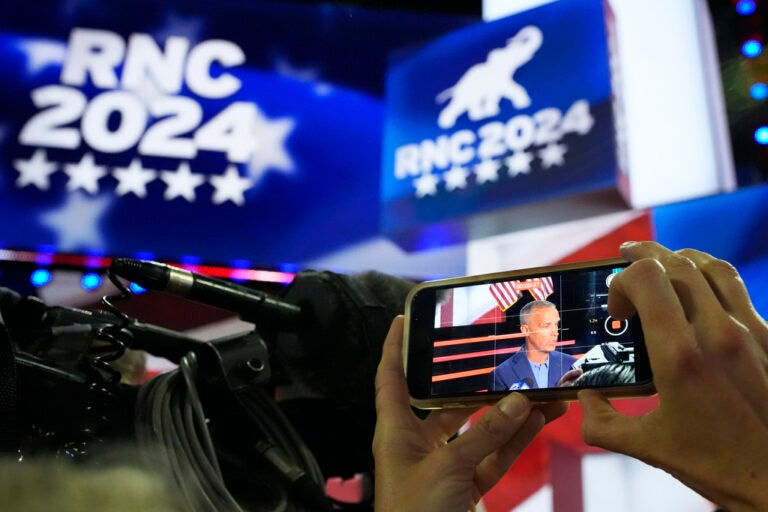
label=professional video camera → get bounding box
[0,258,414,511]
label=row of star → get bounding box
[13,149,255,206]
[412,142,568,198]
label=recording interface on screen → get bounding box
[418,264,643,396]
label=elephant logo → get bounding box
[436,25,543,129]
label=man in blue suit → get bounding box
[487,300,580,391]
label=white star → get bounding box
[113,158,158,198]
[14,149,59,190]
[474,159,501,184]
[443,165,469,191]
[209,165,254,206]
[539,143,568,168]
[63,153,107,194]
[39,191,111,251]
[414,173,439,198]
[247,107,295,183]
[160,162,206,202]
[19,39,66,74]
[506,150,534,176]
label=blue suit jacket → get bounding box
[487,348,577,391]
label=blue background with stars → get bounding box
[0,0,477,267]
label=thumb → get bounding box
[578,389,646,456]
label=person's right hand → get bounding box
[578,241,768,512]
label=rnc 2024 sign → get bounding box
[381,0,620,249]
[0,6,385,264]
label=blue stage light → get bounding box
[742,39,763,58]
[751,82,768,100]
[129,282,147,294]
[737,0,757,15]
[30,269,52,287]
[755,126,768,145]
[80,272,102,291]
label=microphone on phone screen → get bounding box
[510,377,534,390]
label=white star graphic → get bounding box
[414,173,439,198]
[209,165,254,206]
[247,107,295,183]
[39,191,111,251]
[63,153,107,194]
[113,158,158,198]
[474,159,501,184]
[160,162,206,202]
[19,39,66,74]
[539,143,568,169]
[14,149,59,190]
[506,150,534,177]
[443,165,469,191]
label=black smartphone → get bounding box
[403,258,655,409]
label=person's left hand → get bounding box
[373,316,567,512]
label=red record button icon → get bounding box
[604,316,628,336]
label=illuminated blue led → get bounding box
[737,0,757,15]
[180,255,201,265]
[129,282,147,294]
[755,126,768,144]
[80,272,102,291]
[742,39,763,58]
[229,259,250,269]
[279,262,300,274]
[750,82,768,100]
[30,269,52,287]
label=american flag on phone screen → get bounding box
[489,276,554,311]
[489,281,523,311]
[528,276,554,301]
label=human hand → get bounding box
[579,241,768,512]
[373,316,566,512]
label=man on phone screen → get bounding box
[486,300,580,391]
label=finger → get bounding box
[607,257,689,377]
[656,251,731,326]
[618,240,672,262]
[375,316,412,425]
[620,243,736,325]
[681,249,768,351]
[534,401,568,424]
[447,393,532,468]
[578,389,648,458]
[474,409,546,496]
[422,408,477,444]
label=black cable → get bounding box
[135,353,300,512]
[0,295,17,453]
[238,388,325,486]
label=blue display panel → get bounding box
[381,0,621,249]
[0,0,476,266]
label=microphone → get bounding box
[110,258,303,327]
[510,377,534,390]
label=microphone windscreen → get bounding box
[574,363,635,387]
[267,269,415,407]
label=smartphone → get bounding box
[403,258,655,409]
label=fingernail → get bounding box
[620,241,637,249]
[499,393,529,419]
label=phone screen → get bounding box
[405,259,653,406]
